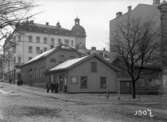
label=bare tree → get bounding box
[111,17,160,99]
[0,0,34,41]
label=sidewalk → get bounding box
[0,81,167,105]
[17,84,167,105]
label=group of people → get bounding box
[46,82,59,93]
[8,79,23,86]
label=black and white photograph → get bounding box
[0,0,167,122]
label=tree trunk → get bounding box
[132,80,136,99]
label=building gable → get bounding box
[49,54,119,73]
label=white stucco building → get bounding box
[3,17,86,83]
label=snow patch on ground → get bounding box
[0,89,9,95]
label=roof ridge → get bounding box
[23,47,56,66]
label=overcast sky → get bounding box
[0,0,154,52]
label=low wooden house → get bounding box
[47,54,119,93]
[21,45,83,87]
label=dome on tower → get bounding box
[71,17,86,38]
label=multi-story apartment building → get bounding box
[3,17,86,83]
[109,0,160,52]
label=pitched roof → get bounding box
[77,48,117,63]
[24,47,56,65]
[23,44,82,66]
[15,22,73,36]
[111,4,160,23]
[50,56,88,71]
[49,54,119,73]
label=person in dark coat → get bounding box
[9,79,12,84]
[55,82,59,93]
[17,79,23,86]
[46,82,51,93]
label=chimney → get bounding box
[56,22,61,28]
[46,22,49,26]
[116,12,122,18]
[128,5,132,12]
[153,0,160,6]
[90,47,96,54]
[30,20,34,24]
[91,47,96,51]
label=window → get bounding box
[44,47,47,52]
[29,57,32,60]
[43,37,47,44]
[51,38,55,45]
[58,38,61,44]
[100,77,107,89]
[28,46,33,53]
[36,36,40,43]
[71,40,73,46]
[91,62,97,72]
[64,39,69,45]
[36,47,40,54]
[18,57,21,63]
[28,36,32,42]
[80,76,88,89]
[50,45,54,48]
